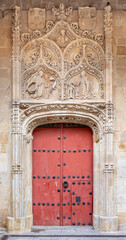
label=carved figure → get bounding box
[56,29,69,48]
[26,70,56,99]
[80,70,90,96]
[67,70,97,100]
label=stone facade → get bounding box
[0,0,126,233]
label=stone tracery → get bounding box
[21,8,105,101]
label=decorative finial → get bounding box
[52,3,73,21]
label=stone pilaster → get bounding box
[12,6,21,99]
[100,5,118,232]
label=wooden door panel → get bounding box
[32,124,93,226]
[33,126,61,225]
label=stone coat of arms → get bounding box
[78,7,96,31]
[28,8,45,30]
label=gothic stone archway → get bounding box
[7,4,118,233]
[7,102,118,232]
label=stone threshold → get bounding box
[1,226,126,238]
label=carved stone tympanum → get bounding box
[21,4,105,102]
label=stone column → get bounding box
[22,134,33,231]
[99,5,118,232]
[7,101,26,232]
[7,6,32,232]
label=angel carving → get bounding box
[26,70,56,99]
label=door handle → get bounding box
[63,181,69,188]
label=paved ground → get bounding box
[1,226,126,240]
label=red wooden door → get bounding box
[32,123,93,226]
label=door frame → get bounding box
[7,102,118,232]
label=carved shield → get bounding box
[28,8,45,30]
[78,7,96,31]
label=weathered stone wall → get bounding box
[0,13,11,228]
[113,10,126,230]
[0,0,126,10]
[0,0,126,232]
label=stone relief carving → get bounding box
[104,5,112,61]
[67,70,99,100]
[20,4,105,102]
[11,100,21,134]
[104,102,114,134]
[52,3,73,21]
[28,8,45,30]
[21,39,62,74]
[20,102,106,117]
[21,37,104,101]
[12,6,21,61]
[23,134,33,143]
[26,70,57,99]
[78,7,96,31]
[26,116,100,142]
[64,39,104,72]
[19,102,106,142]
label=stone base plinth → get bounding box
[7,215,33,233]
[93,214,99,230]
[100,216,118,232]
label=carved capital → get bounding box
[104,122,114,134]
[23,134,33,143]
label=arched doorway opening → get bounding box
[32,123,93,226]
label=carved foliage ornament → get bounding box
[104,5,113,61]
[104,6,112,34]
[26,116,100,142]
[12,6,21,61]
[19,102,106,142]
[20,102,106,118]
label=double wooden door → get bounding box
[32,123,93,226]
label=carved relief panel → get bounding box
[21,4,105,102]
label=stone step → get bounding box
[1,234,126,240]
